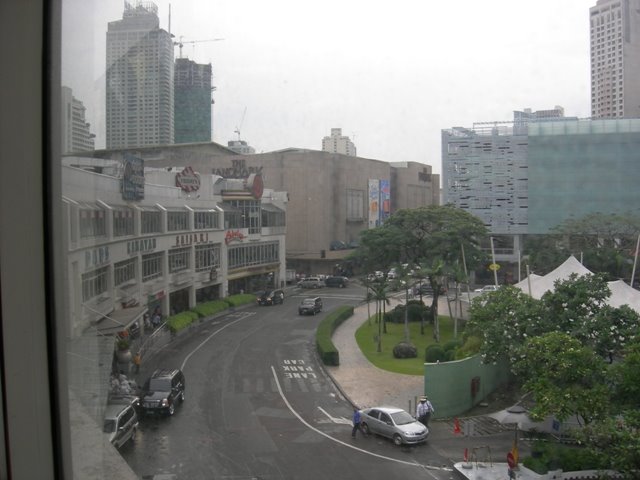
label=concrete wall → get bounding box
[424,355,512,419]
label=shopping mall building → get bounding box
[62,156,287,338]
[92,143,440,275]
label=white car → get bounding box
[359,406,429,445]
[474,285,499,293]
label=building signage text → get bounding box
[85,246,110,269]
[224,230,245,245]
[121,154,145,201]
[127,238,157,255]
[175,232,210,247]
[175,166,201,192]
[212,159,263,179]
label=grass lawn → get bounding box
[354,315,461,375]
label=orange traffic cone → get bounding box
[454,417,461,434]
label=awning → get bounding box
[95,305,148,336]
[261,203,284,213]
[217,203,242,213]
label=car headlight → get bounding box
[161,399,169,407]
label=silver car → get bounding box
[360,407,429,445]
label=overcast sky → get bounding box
[62,0,593,175]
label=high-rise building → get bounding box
[322,128,357,156]
[106,1,174,149]
[174,58,212,143]
[590,0,640,119]
[61,86,95,153]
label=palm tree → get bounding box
[368,278,391,353]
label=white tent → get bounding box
[515,256,592,299]
[514,255,640,314]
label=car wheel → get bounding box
[168,403,175,416]
[393,434,403,446]
[361,423,370,435]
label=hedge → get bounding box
[192,300,230,318]
[166,311,199,333]
[225,293,256,307]
[316,305,354,366]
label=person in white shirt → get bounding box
[416,396,434,427]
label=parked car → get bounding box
[298,297,323,315]
[256,289,284,305]
[359,407,429,445]
[103,397,139,449]
[324,276,349,288]
[329,240,347,250]
[474,285,499,293]
[299,276,324,288]
[141,369,185,416]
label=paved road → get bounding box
[120,285,528,479]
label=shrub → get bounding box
[385,301,432,324]
[192,300,229,318]
[166,311,199,333]
[393,342,418,359]
[455,335,482,359]
[225,293,256,307]
[316,305,354,366]
[425,344,446,362]
[443,338,463,352]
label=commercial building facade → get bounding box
[590,0,640,118]
[62,157,287,338]
[91,143,439,274]
[442,115,640,280]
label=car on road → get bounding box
[141,369,185,416]
[103,397,139,449]
[474,285,499,293]
[324,276,348,288]
[298,297,323,315]
[299,276,324,288]
[256,289,284,305]
[359,406,429,445]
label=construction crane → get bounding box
[173,36,224,59]
[234,107,247,141]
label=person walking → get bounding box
[351,408,363,438]
[416,396,434,427]
[133,351,141,374]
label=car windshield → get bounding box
[102,420,116,433]
[149,378,172,391]
[390,410,415,426]
[301,299,315,305]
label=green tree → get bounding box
[357,205,488,341]
[466,285,544,363]
[513,332,610,425]
[525,211,640,280]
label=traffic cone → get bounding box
[454,417,461,434]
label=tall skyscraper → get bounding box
[106,1,174,149]
[590,0,640,119]
[174,58,212,143]
[322,128,357,156]
[61,86,95,154]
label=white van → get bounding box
[300,277,324,288]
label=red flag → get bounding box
[454,418,461,434]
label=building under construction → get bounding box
[174,58,213,144]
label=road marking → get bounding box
[181,314,251,370]
[270,365,452,474]
[317,406,351,425]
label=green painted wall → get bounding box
[424,355,511,419]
